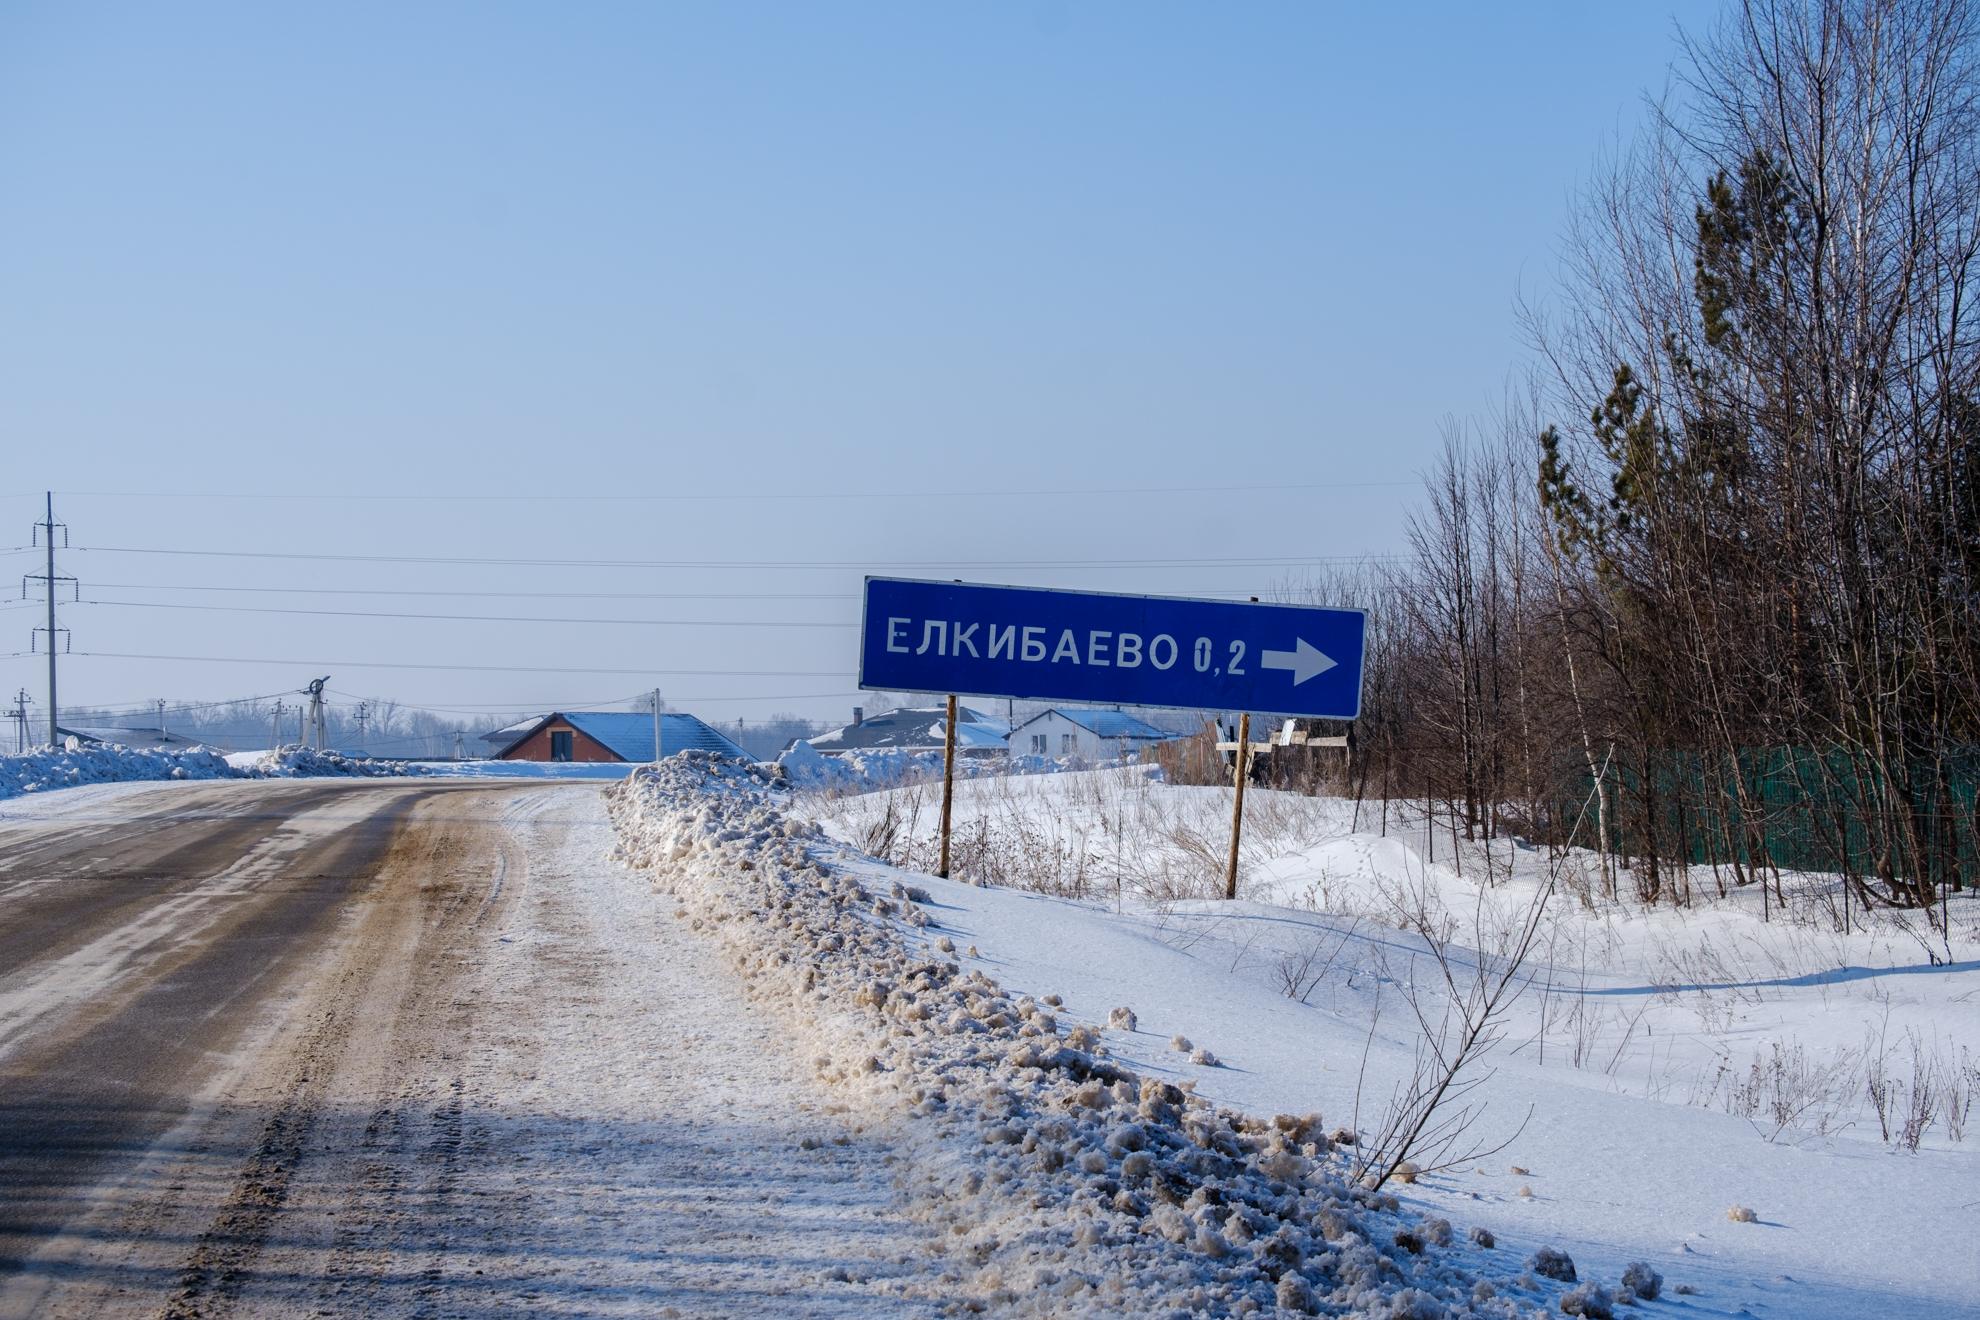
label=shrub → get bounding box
[1619,1261,1662,1300]
[1530,1246,1577,1282]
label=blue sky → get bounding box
[0,1,1717,729]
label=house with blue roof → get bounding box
[491,711,750,763]
[1009,708,1179,762]
[808,705,1010,758]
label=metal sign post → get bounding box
[859,578,1368,897]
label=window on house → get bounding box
[1061,733,1074,753]
[550,730,574,762]
[1030,734,1046,754]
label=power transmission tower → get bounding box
[27,493,75,745]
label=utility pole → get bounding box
[650,688,664,763]
[7,688,27,753]
[300,676,329,750]
[453,731,465,761]
[28,493,74,746]
[155,698,168,743]
[353,701,369,754]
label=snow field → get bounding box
[801,769,1980,1319]
[813,768,1980,1151]
[608,754,1604,1318]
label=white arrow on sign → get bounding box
[1260,637,1337,686]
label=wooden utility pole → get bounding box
[938,693,958,879]
[1224,711,1251,900]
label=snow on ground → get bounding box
[776,740,1118,793]
[611,754,1637,1318]
[0,741,646,808]
[1,742,240,800]
[0,740,437,804]
[222,782,949,1317]
[797,768,1980,1319]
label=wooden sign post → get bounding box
[938,692,958,879]
[1224,711,1251,900]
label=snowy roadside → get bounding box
[608,754,1630,1319]
[804,769,1980,1320]
[0,741,429,803]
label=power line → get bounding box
[73,545,1405,571]
[86,581,869,601]
[52,478,1418,503]
[72,580,1295,602]
[76,598,859,629]
[50,688,303,718]
[71,651,848,678]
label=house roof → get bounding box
[57,725,223,751]
[808,705,1000,753]
[1013,708,1175,740]
[480,715,545,745]
[493,711,751,761]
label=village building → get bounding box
[1008,708,1178,761]
[491,711,750,763]
[55,725,231,753]
[807,705,1009,758]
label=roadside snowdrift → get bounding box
[0,742,240,799]
[607,754,1579,1318]
[0,741,428,802]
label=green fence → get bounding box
[1557,747,1980,889]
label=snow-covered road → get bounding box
[0,780,939,1318]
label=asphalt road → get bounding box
[0,778,933,1320]
[0,779,511,1317]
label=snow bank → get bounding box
[0,740,431,803]
[777,740,1150,794]
[237,746,430,779]
[0,741,239,800]
[776,743,962,791]
[606,753,1550,1318]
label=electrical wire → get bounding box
[71,651,848,678]
[73,545,1404,571]
[44,688,309,718]
[53,478,1417,503]
[87,581,867,601]
[77,598,858,629]
[324,689,861,713]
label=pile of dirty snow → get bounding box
[0,741,238,800]
[238,746,431,779]
[0,740,432,803]
[607,753,1574,1318]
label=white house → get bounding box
[808,705,1010,759]
[1008,708,1177,762]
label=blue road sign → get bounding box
[859,577,1366,719]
